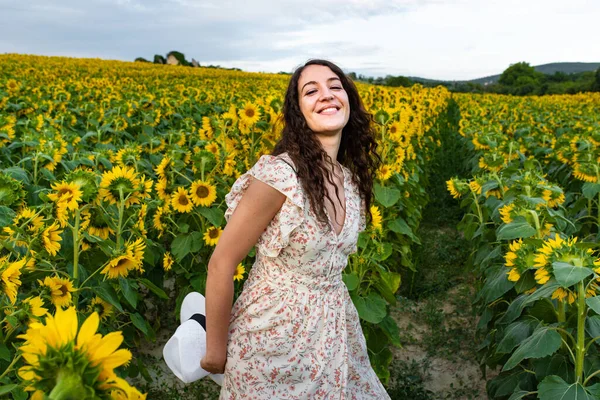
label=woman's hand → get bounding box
[201,354,226,374]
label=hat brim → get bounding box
[163,319,209,383]
[180,292,206,323]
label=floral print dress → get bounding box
[219,152,391,399]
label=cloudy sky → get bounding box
[1,0,598,80]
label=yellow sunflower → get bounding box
[1,256,26,304]
[22,296,48,320]
[499,203,515,224]
[370,205,382,232]
[14,207,44,232]
[47,181,82,211]
[446,179,461,199]
[87,296,114,321]
[55,201,69,227]
[238,102,261,126]
[155,178,171,202]
[233,263,246,281]
[203,226,222,246]
[101,238,146,279]
[190,180,217,207]
[106,376,148,400]
[42,222,63,256]
[376,164,393,181]
[163,252,174,272]
[39,275,75,308]
[205,142,219,156]
[552,288,576,305]
[98,166,144,207]
[88,225,114,240]
[102,255,136,279]
[17,307,139,397]
[153,204,169,237]
[468,180,482,195]
[154,156,172,180]
[171,187,194,213]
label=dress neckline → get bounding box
[324,162,348,239]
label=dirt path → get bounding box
[387,284,491,399]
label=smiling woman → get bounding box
[203,59,390,399]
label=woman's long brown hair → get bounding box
[272,59,381,232]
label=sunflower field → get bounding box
[0,54,451,398]
[447,93,600,399]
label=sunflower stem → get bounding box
[575,280,586,383]
[528,210,542,239]
[72,209,81,306]
[49,368,86,400]
[557,299,566,323]
[492,171,505,198]
[79,261,109,289]
[0,354,21,380]
[597,192,599,229]
[200,157,207,182]
[471,189,483,224]
[33,152,39,186]
[116,188,125,251]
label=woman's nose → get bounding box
[319,90,334,101]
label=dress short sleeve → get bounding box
[224,154,304,257]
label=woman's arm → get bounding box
[201,177,286,373]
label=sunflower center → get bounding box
[196,186,209,198]
[57,188,73,197]
[245,109,255,118]
[95,304,106,315]
[209,228,219,238]
[116,258,130,268]
[59,285,69,296]
[178,195,189,205]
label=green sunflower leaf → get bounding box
[0,385,19,396]
[0,206,16,227]
[139,278,169,300]
[373,183,401,208]
[96,283,124,313]
[497,317,538,354]
[350,292,386,324]
[582,182,600,200]
[502,325,561,372]
[538,375,599,400]
[198,206,224,227]
[119,278,138,309]
[496,218,536,241]
[130,312,149,335]
[379,314,402,348]
[586,297,600,316]
[342,273,359,291]
[552,261,594,288]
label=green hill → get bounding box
[468,62,600,85]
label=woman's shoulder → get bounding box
[254,152,297,175]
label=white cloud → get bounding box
[0,0,597,80]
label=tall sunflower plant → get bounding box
[449,165,600,398]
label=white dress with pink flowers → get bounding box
[219,152,391,399]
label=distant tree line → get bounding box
[134,50,242,71]
[348,62,600,96]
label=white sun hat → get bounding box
[162,291,225,386]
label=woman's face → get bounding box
[297,65,350,136]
